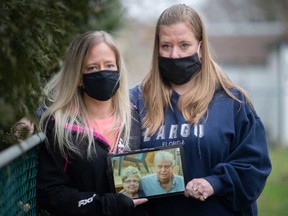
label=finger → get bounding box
[184,190,190,197]
[133,198,148,207]
[197,187,204,195]
[188,189,195,197]
[192,187,198,192]
[199,195,207,201]
[186,181,192,187]
[185,181,194,192]
[194,193,202,199]
[185,188,195,198]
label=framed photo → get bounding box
[107,144,187,199]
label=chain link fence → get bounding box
[0,132,46,216]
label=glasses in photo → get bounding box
[123,179,139,184]
[156,165,172,171]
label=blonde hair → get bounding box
[142,4,252,135]
[40,31,131,158]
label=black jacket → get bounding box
[37,109,146,216]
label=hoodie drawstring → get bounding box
[197,124,202,159]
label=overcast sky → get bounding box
[121,0,205,23]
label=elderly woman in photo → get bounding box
[120,166,145,198]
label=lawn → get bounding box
[258,147,288,216]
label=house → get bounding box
[208,22,288,146]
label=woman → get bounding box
[130,4,271,216]
[37,31,147,216]
[120,166,145,198]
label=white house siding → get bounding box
[278,43,288,146]
[208,22,287,146]
[222,42,288,146]
[224,63,279,145]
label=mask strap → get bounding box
[197,41,202,55]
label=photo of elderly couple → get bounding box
[110,147,185,199]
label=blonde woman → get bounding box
[37,31,147,216]
[130,4,271,216]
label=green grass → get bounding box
[258,147,288,216]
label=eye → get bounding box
[160,43,171,50]
[106,64,116,69]
[180,43,190,49]
[86,66,98,73]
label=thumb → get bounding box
[133,198,148,207]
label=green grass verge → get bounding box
[258,147,288,216]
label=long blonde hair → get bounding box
[40,31,131,158]
[142,4,252,135]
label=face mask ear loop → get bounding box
[197,41,202,62]
[197,41,202,55]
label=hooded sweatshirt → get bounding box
[130,85,271,216]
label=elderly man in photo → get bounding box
[140,150,184,196]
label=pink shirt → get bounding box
[91,115,118,152]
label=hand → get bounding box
[132,198,148,207]
[11,117,34,142]
[184,178,214,201]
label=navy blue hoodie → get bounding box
[130,85,271,216]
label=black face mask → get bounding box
[158,52,201,85]
[82,70,120,101]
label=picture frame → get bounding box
[107,144,187,199]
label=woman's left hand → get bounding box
[184,178,214,201]
[133,198,148,207]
